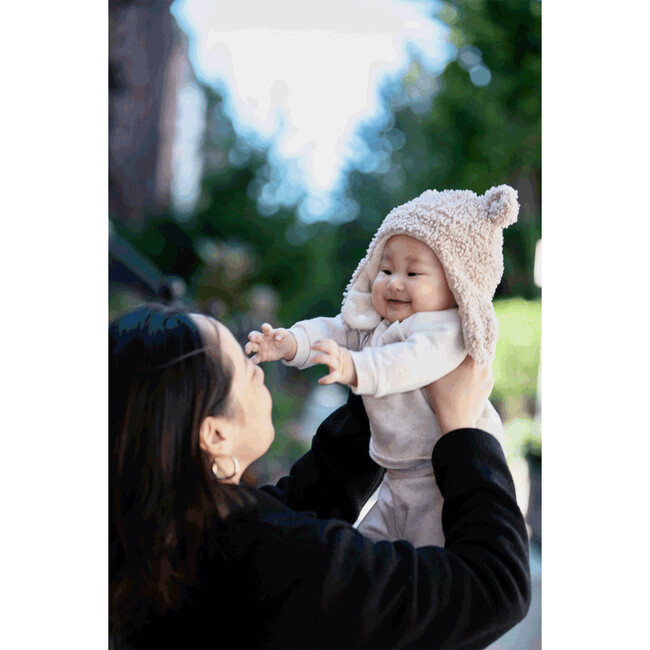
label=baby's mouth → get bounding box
[386,298,411,304]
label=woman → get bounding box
[110,304,530,649]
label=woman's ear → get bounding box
[199,416,235,457]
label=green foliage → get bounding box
[492,297,541,418]
[109,287,150,321]
[263,380,310,480]
[492,295,542,459]
[342,0,541,299]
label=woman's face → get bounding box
[192,315,275,474]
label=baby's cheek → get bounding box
[414,281,443,311]
[371,280,385,312]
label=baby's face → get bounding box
[371,235,456,322]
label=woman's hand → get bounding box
[425,356,494,435]
[246,323,297,363]
[310,339,358,387]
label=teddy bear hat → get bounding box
[340,184,519,365]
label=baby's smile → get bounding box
[371,235,456,322]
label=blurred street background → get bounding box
[109,1,541,646]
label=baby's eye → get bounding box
[382,269,392,275]
[407,272,419,277]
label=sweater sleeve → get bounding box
[282,313,356,369]
[260,392,385,523]
[350,316,466,397]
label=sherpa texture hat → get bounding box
[340,185,519,366]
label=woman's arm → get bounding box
[260,391,385,522]
[254,427,530,649]
[328,428,530,648]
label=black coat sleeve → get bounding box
[254,428,530,649]
[338,428,531,648]
[260,392,385,522]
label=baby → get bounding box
[246,185,519,547]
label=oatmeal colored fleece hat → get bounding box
[340,185,519,366]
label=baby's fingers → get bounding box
[310,352,334,367]
[273,327,289,342]
[247,344,264,364]
[310,349,340,372]
[311,340,339,364]
[318,370,340,385]
[312,339,338,354]
[244,340,259,355]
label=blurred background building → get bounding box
[109,2,541,646]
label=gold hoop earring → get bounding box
[212,455,240,481]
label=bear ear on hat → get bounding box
[482,184,519,229]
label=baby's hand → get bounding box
[310,339,358,387]
[245,323,297,364]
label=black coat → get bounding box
[119,394,531,649]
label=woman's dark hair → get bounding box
[109,304,249,635]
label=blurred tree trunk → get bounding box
[109,0,174,227]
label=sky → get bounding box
[170,0,452,221]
